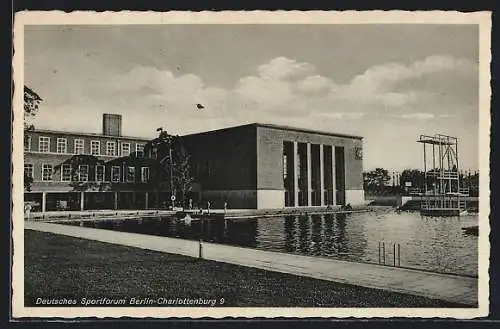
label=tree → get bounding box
[24,86,42,132]
[144,128,194,207]
[399,169,425,189]
[363,168,390,195]
[24,86,42,192]
[54,155,108,192]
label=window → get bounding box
[95,165,105,182]
[74,139,85,154]
[136,144,144,158]
[56,138,67,154]
[207,158,216,177]
[39,136,50,153]
[61,164,72,182]
[126,166,135,182]
[106,141,116,156]
[121,143,131,157]
[141,167,150,183]
[42,164,53,181]
[111,166,121,182]
[283,154,288,180]
[150,147,157,159]
[24,163,33,178]
[24,136,31,151]
[91,140,100,156]
[78,165,89,181]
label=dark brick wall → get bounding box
[26,131,148,156]
[25,151,157,192]
[256,126,363,191]
[181,125,257,191]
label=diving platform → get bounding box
[417,134,467,217]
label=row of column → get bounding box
[291,142,337,207]
[40,191,150,212]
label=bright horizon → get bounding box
[24,24,480,171]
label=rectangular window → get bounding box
[151,147,157,159]
[61,164,72,182]
[141,167,150,183]
[74,139,85,154]
[121,143,131,157]
[38,136,50,153]
[283,154,288,180]
[56,138,67,154]
[78,164,89,181]
[24,136,31,151]
[111,166,121,182]
[95,165,105,182]
[135,144,144,158]
[106,141,116,156]
[24,163,33,178]
[91,140,100,156]
[42,164,53,181]
[207,158,216,177]
[126,166,135,182]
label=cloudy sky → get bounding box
[24,24,479,170]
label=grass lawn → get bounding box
[24,230,467,308]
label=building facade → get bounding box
[24,117,364,211]
[183,123,364,209]
[24,114,162,212]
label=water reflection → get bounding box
[74,210,478,276]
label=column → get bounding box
[145,192,149,210]
[319,144,325,206]
[114,192,118,210]
[41,192,46,213]
[80,192,85,211]
[307,143,312,207]
[331,146,337,205]
[293,141,299,207]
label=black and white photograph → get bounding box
[12,11,491,318]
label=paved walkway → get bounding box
[25,221,477,306]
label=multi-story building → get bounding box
[24,115,365,212]
[24,114,164,212]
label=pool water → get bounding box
[68,208,478,276]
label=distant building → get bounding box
[24,115,364,211]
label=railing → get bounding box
[25,209,173,221]
[378,242,401,267]
[426,171,459,179]
[459,188,470,196]
[421,198,467,210]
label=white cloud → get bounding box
[330,55,477,107]
[32,55,477,169]
[92,55,474,127]
[296,75,334,95]
[257,57,315,80]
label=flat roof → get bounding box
[30,122,364,142]
[182,123,363,140]
[28,128,152,141]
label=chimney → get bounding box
[102,114,122,136]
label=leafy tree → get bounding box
[144,128,193,206]
[24,86,42,192]
[363,168,391,195]
[54,155,108,191]
[399,169,425,189]
[24,86,42,132]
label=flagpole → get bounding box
[170,147,174,208]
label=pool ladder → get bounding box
[378,242,401,267]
